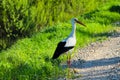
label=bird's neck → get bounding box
[69,23,76,37]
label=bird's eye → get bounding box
[74,18,77,21]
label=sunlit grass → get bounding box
[0,22,118,79]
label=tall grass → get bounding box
[0,0,112,50]
[0,23,116,79]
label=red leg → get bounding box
[67,55,71,68]
[67,55,71,79]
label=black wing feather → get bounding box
[52,42,74,59]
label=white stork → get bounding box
[52,18,86,67]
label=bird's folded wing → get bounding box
[64,37,76,47]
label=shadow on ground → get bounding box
[78,67,120,80]
[71,57,120,69]
[61,57,120,79]
[70,57,120,79]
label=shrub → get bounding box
[0,0,111,50]
[1,0,37,50]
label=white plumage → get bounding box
[52,18,86,79]
[64,36,76,47]
[62,18,77,47]
[52,18,86,59]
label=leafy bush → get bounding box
[1,0,37,50]
[2,0,32,36]
[109,5,120,13]
[82,4,120,25]
[0,0,110,50]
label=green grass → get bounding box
[1,0,110,50]
[0,24,118,79]
[0,1,120,80]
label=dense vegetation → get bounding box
[0,0,112,50]
[0,0,120,79]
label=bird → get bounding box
[52,18,86,67]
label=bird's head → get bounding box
[71,18,86,27]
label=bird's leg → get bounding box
[67,54,71,68]
[67,54,71,79]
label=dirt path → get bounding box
[71,32,120,80]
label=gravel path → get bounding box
[71,31,120,80]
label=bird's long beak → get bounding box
[75,19,86,27]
